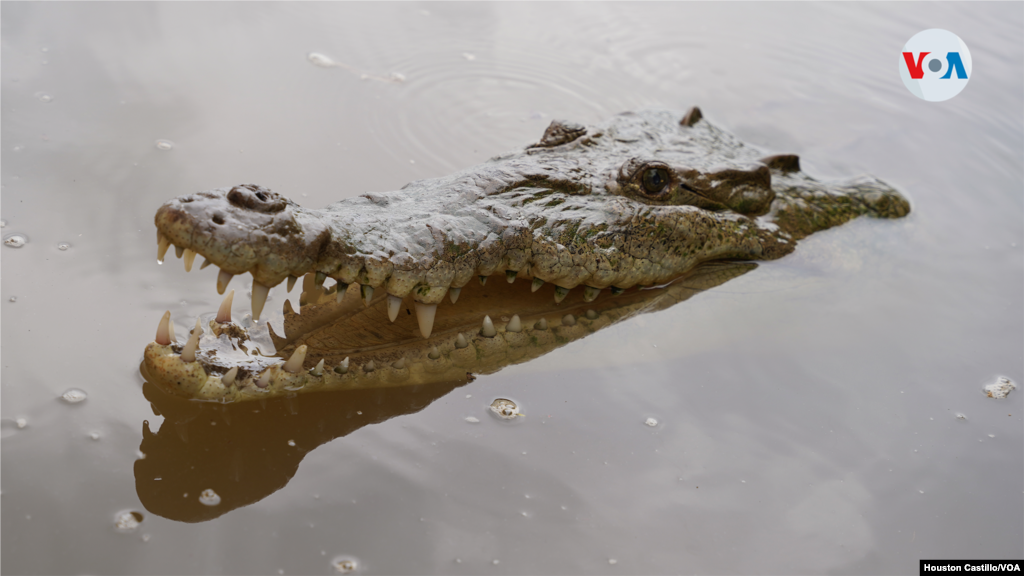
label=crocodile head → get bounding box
[144,108,909,402]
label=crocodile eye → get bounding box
[641,167,671,196]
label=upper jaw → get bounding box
[154,184,330,287]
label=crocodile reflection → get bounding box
[135,261,753,522]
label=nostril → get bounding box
[255,192,267,202]
[212,213,225,225]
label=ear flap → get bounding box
[759,154,801,174]
[679,106,703,127]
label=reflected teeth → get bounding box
[361,285,373,307]
[286,275,298,292]
[251,281,270,320]
[167,319,176,343]
[216,289,234,323]
[415,302,437,338]
[283,299,295,315]
[534,318,548,330]
[610,286,624,296]
[586,309,598,320]
[562,314,576,326]
[183,248,197,272]
[181,317,202,363]
[157,236,171,263]
[449,287,461,304]
[507,315,522,333]
[217,269,234,295]
[481,315,496,338]
[336,282,348,302]
[174,245,184,259]
[283,344,307,373]
[387,295,402,322]
[200,258,213,270]
[428,346,440,360]
[506,270,517,283]
[314,272,326,288]
[531,278,544,292]
[156,311,172,345]
[222,367,238,386]
[583,286,600,302]
[554,286,570,304]
[455,333,468,348]
[393,358,406,369]
[364,360,375,373]
[478,275,487,286]
[311,358,324,376]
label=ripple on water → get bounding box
[154,139,175,151]
[4,234,27,248]
[61,388,88,404]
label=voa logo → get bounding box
[900,29,972,102]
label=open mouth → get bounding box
[143,235,754,404]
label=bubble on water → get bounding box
[287,440,296,446]
[57,242,70,251]
[983,376,1016,399]
[465,394,472,398]
[198,489,221,506]
[308,52,336,67]
[4,234,27,248]
[8,297,15,303]
[489,398,521,419]
[12,145,24,153]
[114,510,144,532]
[955,413,967,420]
[462,53,476,61]
[16,418,28,429]
[492,559,500,565]
[141,533,151,543]
[154,139,174,151]
[0,219,7,227]
[464,416,480,424]
[89,431,101,440]
[609,559,618,565]
[331,555,359,574]
[61,388,87,404]
[988,434,996,438]
[644,417,658,427]
[35,92,53,103]
[389,72,406,83]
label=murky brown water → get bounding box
[2,3,1022,574]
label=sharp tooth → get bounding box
[478,275,487,286]
[428,346,440,360]
[449,287,461,304]
[314,272,326,288]
[393,358,406,369]
[534,318,548,330]
[506,270,517,283]
[364,360,375,372]
[251,281,270,320]
[414,302,437,338]
[455,333,468,348]
[217,269,234,295]
[286,275,298,292]
[610,286,624,296]
[222,367,238,386]
[156,311,172,345]
[507,315,522,332]
[586,310,598,320]
[361,285,373,307]
[200,258,213,270]
[174,245,184,259]
[283,299,295,315]
[216,289,235,323]
[255,366,274,388]
[554,286,570,303]
[334,357,350,374]
[387,295,402,322]
[562,314,576,326]
[583,286,600,302]
[481,315,496,338]
[283,344,307,373]
[157,235,171,264]
[183,248,197,272]
[311,358,324,376]
[531,278,544,292]
[336,283,348,302]
[181,317,202,363]
[167,319,176,342]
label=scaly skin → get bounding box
[145,108,910,402]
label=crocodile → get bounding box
[143,107,910,403]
